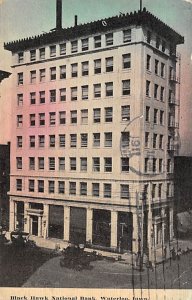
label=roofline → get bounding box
[4,8,184,52]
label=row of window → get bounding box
[145,106,165,125]
[17,30,132,64]
[144,157,173,174]
[146,55,166,77]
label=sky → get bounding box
[0,0,192,155]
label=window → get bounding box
[144,158,149,173]
[155,59,159,75]
[39,113,45,126]
[30,70,36,84]
[145,132,150,148]
[121,157,129,172]
[104,132,112,147]
[71,87,77,101]
[60,43,66,55]
[93,108,101,123]
[38,157,44,170]
[60,65,66,79]
[30,114,35,126]
[59,157,65,170]
[94,35,101,48]
[152,184,156,199]
[81,109,88,124]
[153,134,157,149]
[161,63,165,77]
[30,50,36,61]
[49,157,55,170]
[39,48,45,59]
[105,107,113,122]
[167,183,171,197]
[93,157,100,172]
[105,33,113,46]
[50,45,56,57]
[160,87,164,101]
[94,84,101,98]
[121,132,130,148]
[49,181,55,193]
[17,94,23,106]
[146,80,151,97]
[59,111,66,125]
[147,31,151,44]
[58,181,65,194]
[49,112,56,126]
[154,109,158,124]
[39,135,45,147]
[30,135,35,147]
[38,180,44,193]
[94,59,101,74]
[71,110,77,124]
[29,157,35,170]
[156,36,160,49]
[104,157,112,172]
[159,135,163,149]
[17,136,22,148]
[30,92,36,105]
[121,105,130,121]
[71,63,78,77]
[69,182,76,195]
[50,67,56,80]
[81,38,89,51]
[70,134,77,148]
[18,52,24,63]
[49,135,55,147]
[80,182,87,196]
[16,179,22,191]
[92,183,99,197]
[50,89,56,103]
[60,88,66,101]
[106,82,113,96]
[80,157,87,171]
[39,69,45,82]
[145,106,150,122]
[81,133,88,147]
[18,72,23,85]
[59,134,65,147]
[82,85,88,100]
[121,185,129,199]
[71,40,78,53]
[123,54,131,69]
[82,61,89,76]
[162,41,166,52]
[154,84,158,99]
[160,110,164,125]
[123,29,131,42]
[159,159,163,173]
[39,91,45,104]
[106,57,113,72]
[153,158,157,172]
[122,80,130,95]
[158,183,162,198]
[146,55,151,71]
[93,133,100,147]
[29,180,35,192]
[104,184,111,198]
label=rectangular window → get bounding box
[49,112,56,126]
[92,183,99,197]
[105,107,113,122]
[93,133,100,147]
[17,136,22,148]
[153,133,157,149]
[59,111,66,125]
[50,89,56,103]
[82,61,89,76]
[144,158,149,173]
[18,52,24,63]
[160,110,164,125]
[123,53,131,69]
[146,80,151,97]
[39,68,45,82]
[70,134,77,148]
[94,59,101,74]
[30,70,36,84]
[146,55,151,70]
[71,110,77,124]
[82,85,88,100]
[158,183,162,198]
[152,184,156,199]
[49,181,55,193]
[60,65,66,79]
[159,135,163,149]
[105,33,113,46]
[121,105,130,121]
[29,180,35,192]
[161,63,165,77]
[81,38,89,51]
[58,181,65,194]
[121,157,129,172]
[106,82,113,96]
[145,132,150,148]
[59,157,65,170]
[154,109,158,124]
[30,114,35,126]
[50,67,56,80]
[155,59,159,75]
[159,159,163,173]
[60,43,66,55]
[71,87,77,101]
[104,184,111,198]
[93,108,101,123]
[80,182,87,196]
[17,94,23,106]
[81,133,88,148]
[39,135,45,147]
[59,134,65,147]
[30,92,36,105]
[80,157,87,171]
[29,135,35,148]
[38,180,44,193]
[121,184,129,199]
[71,40,78,53]
[160,87,164,101]
[38,157,44,170]
[71,63,78,77]
[154,84,158,99]
[93,157,100,172]
[49,157,55,170]
[162,41,166,52]
[60,88,66,101]
[104,132,112,147]
[16,179,22,191]
[81,109,88,124]
[123,29,131,43]
[69,182,76,195]
[50,45,56,57]
[104,157,112,172]
[49,135,55,147]
[39,48,45,59]
[39,113,45,126]
[145,106,150,122]
[156,36,160,49]
[94,84,101,98]
[30,49,36,61]
[18,72,23,85]
[94,35,101,48]
[122,80,131,95]
[121,132,130,148]
[39,91,45,104]
[106,57,113,72]
[29,157,35,170]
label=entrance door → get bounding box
[31,216,38,236]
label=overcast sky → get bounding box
[0,0,192,155]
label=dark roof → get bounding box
[4,8,184,52]
[0,70,11,82]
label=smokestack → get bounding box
[140,0,142,11]
[56,0,62,29]
[75,15,78,26]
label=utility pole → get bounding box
[140,0,143,11]
[147,182,153,262]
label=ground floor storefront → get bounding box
[9,197,174,254]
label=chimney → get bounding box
[75,15,78,26]
[56,0,62,29]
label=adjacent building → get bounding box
[4,3,184,257]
